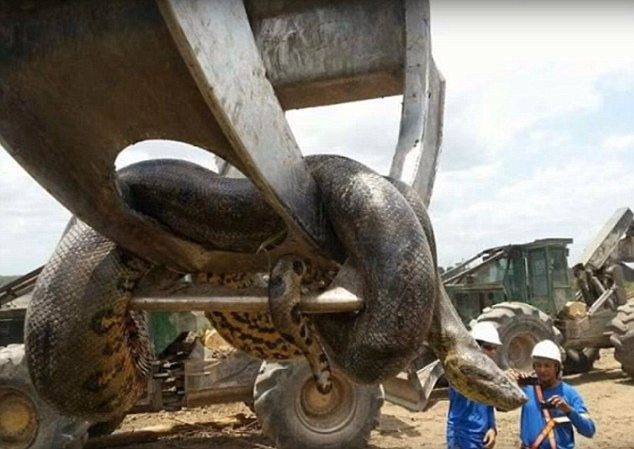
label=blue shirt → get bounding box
[447,387,496,449]
[519,382,596,449]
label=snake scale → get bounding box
[25,156,525,421]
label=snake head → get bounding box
[269,256,307,300]
[292,259,306,276]
[271,255,306,278]
[443,347,527,411]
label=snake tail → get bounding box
[269,256,333,394]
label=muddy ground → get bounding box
[87,349,633,449]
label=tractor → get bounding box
[1,278,382,449]
[459,207,634,376]
[383,208,634,413]
[384,208,634,411]
[0,1,445,448]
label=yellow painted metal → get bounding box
[0,388,38,449]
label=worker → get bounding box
[508,340,596,449]
[446,322,501,449]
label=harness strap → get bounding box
[529,419,556,449]
[530,385,557,449]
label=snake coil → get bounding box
[26,155,525,420]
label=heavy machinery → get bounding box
[443,237,575,371]
[0,1,445,448]
[384,208,634,413]
[463,207,634,375]
[1,276,383,449]
[1,270,91,449]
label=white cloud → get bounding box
[1,3,634,276]
[286,96,402,175]
[0,153,70,274]
[431,1,634,170]
[601,134,634,153]
[431,151,634,268]
[0,140,221,274]
[116,140,219,170]
[422,3,634,269]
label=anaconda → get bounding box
[25,156,525,420]
[268,256,333,394]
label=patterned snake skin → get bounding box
[25,220,153,420]
[268,256,333,394]
[25,155,525,420]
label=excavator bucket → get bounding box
[0,0,444,272]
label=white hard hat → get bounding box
[531,340,562,363]
[471,322,502,346]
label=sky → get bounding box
[1,2,634,274]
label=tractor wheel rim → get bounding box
[507,333,539,371]
[296,375,357,434]
[0,387,39,449]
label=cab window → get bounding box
[528,249,548,297]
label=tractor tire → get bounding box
[87,415,126,438]
[476,302,563,371]
[564,348,600,374]
[609,300,634,377]
[0,344,89,449]
[253,360,383,449]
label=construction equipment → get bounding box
[441,208,634,374]
[0,1,445,448]
[470,208,634,375]
[0,270,382,449]
[389,208,634,412]
[0,0,443,274]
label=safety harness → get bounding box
[528,384,570,449]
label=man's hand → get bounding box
[506,369,532,383]
[506,368,521,382]
[548,395,572,414]
[483,428,497,449]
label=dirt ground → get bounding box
[87,349,633,449]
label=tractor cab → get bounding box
[442,238,575,324]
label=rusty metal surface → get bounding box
[389,0,430,182]
[0,0,439,273]
[0,266,42,308]
[388,0,445,207]
[579,208,633,270]
[382,359,444,412]
[246,0,404,109]
[130,285,362,314]
[411,59,445,207]
[183,351,261,408]
[158,0,332,260]
[1,1,239,272]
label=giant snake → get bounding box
[25,156,525,421]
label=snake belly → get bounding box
[25,220,153,421]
